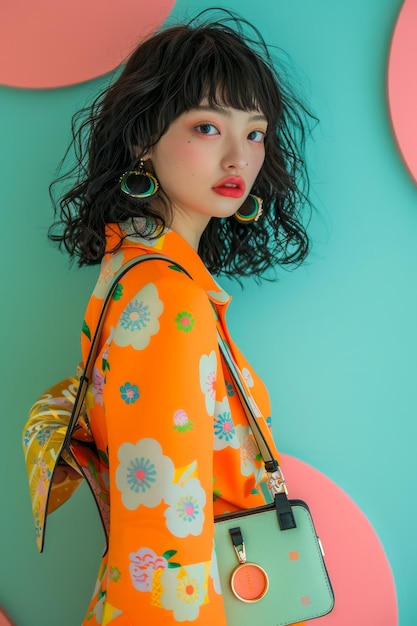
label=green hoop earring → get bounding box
[234,194,263,223]
[119,160,160,201]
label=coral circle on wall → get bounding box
[0,0,176,88]
[387,0,417,185]
[281,453,397,624]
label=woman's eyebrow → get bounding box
[194,105,267,124]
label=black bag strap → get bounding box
[217,331,296,529]
[62,253,188,449]
[62,252,295,529]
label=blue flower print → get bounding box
[126,457,157,494]
[214,411,235,442]
[177,495,200,522]
[23,429,30,448]
[213,397,239,451]
[36,426,59,446]
[165,477,206,537]
[116,438,175,510]
[225,381,235,397]
[120,382,140,404]
[120,299,151,332]
[113,283,164,351]
[34,510,42,539]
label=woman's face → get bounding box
[146,103,267,248]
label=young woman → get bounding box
[24,11,313,625]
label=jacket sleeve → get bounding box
[94,267,226,622]
[22,377,84,552]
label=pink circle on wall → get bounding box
[281,453,398,625]
[387,0,417,184]
[1,0,176,89]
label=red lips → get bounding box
[212,176,246,198]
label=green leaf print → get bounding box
[98,449,109,467]
[102,358,110,372]
[162,549,178,560]
[109,566,122,582]
[213,489,223,502]
[112,283,123,300]
[82,320,91,340]
[88,459,98,479]
[167,562,181,569]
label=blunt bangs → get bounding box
[152,26,282,138]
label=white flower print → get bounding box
[242,367,254,388]
[129,547,168,592]
[116,438,174,510]
[92,594,105,624]
[91,595,123,624]
[113,282,163,351]
[235,424,263,482]
[93,251,125,300]
[206,289,230,303]
[209,544,222,595]
[199,351,217,416]
[164,478,206,538]
[160,563,208,621]
[213,396,239,451]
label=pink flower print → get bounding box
[35,458,51,482]
[51,397,73,409]
[206,372,216,398]
[213,397,238,451]
[129,547,168,592]
[120,382,140,405]
[173,410,193,433]
[174,311,195,332]
[240,438,255,464]
[164,478,206,538]
[93,252,124,299]
[235,425,259,477]
[199,351,217,415]
[116,438,175,510]
[177,495,200,522]
[36,478,47,497]
[109,566,122,583]
[35,458,51,498]
[91,367,105,405]
[214,412,235,441]
[242,367,254,388]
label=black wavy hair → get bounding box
[49,9,316,279]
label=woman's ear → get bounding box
[134,146,153,160]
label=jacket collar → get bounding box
[106,222,231,307]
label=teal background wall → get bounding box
[1,0,415,624]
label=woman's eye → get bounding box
[248,130,265,143]
[195,124,219,135]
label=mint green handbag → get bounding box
[215,336,334,625]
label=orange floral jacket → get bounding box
[23,225,287,625]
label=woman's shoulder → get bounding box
[99,253,213,319]
[119,254,200,293]
[96,254,217,348]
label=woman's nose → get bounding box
[221,141,248,171]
